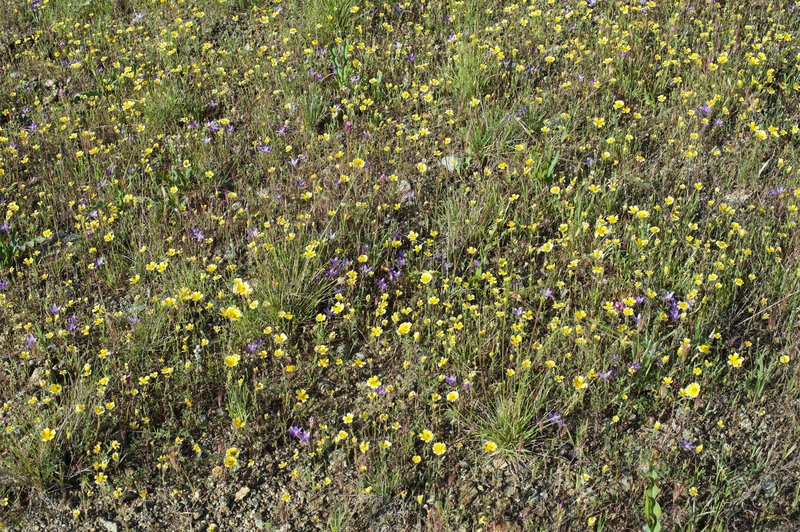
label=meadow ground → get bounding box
[1,0,800,529]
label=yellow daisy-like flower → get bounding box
[224,355,240,368]
[484,441,498,452]
[41,428,56,442]
[432,442,447,456]
[573,375,587,390]
[727,353,744,368]
[232,278,253,297]
[420,271,433,284]
[684,382,701,398]
[221,306,243,321]
[397,322,412,335]
[418,430,433,442]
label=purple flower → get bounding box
[246,339,265,353]
[189,227,205,242]
[0,279,8,290]
[66,315,77,331]
[26,334,37,347]
[445,374,457,385]
[545,412,566,429]
[289,426,311,444]
[49,303,63,314]
[598,370,614,382]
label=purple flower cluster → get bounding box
[289,425,311,444]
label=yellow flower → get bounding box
[232,278,253,297]
[420,271,433,284]
[484,441,497,452]
[224,355,240,368]
[224,456,238,468]
[573,375,587,390]
[397,322,412,335]
[41,428,56,441]
[446,391,459,402]
[684,382,701,398]
[221,306,243,321]
[727,353,744,368]
[367,376,382,389]
[419,430,433,442]
[432,442,447,456]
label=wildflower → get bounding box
[484,441,498,452]
[432,442,447,456]
[684,382,701,398]
[420,271,433,284]
[419,430,434,442]
[41,428,56,441]
[397,322,412,335]
[573,375,588,390]
[221,306,243,321]
[727,353,744,368]
[232,278,253,297]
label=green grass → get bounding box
[1,0,800,529]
